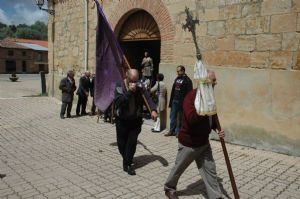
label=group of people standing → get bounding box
[59,71,96,119]
[58,52,225,198]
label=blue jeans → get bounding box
[169,100,182,135]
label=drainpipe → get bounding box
[51,1,55,97]
[84,0,88,71]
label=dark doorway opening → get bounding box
[5,60,16,73]
[39,64,45,72]
[22,61,26,73]
[120,40,160,84]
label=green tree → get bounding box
[0,27,14,39]
[0,22,7,29]
[0,21,48,40]
[31,21,47,40]
[9,25,17,33]
[15,27,42,40]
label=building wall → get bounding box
[48,0,300,155]
[0,47,48,73]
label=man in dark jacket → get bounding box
[166,65,193,136]
[114,69,158,175]
[76,71,91,116]
[164,73,224,199]
[59,70,77,119]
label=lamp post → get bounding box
[36,0,55,15]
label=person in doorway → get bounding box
[59,70,77,119]
[166,65,193,136]
[114,69,158,175]
[164,71,224,199]
[150,73,167,132]
[141,51,153,80]
[76,71,91,116]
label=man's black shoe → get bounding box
[165,191,179,199]
[152,129,160,133]
[66,114,71,118]
[127,165,136,175]
[0,174,6,179]
[60,115,65,119]
[76,113,80,116]
[81,112,87,116]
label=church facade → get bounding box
[47,0,300,155]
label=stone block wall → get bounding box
[171,0,300,70]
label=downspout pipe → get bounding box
[84,0,88,72]
[51,0,55,97]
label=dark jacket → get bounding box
[76,76,91,97]
[90,76,95,97]
[169,74,193,109]
[114,82,156,121]
[178,89,217,148]
[59,77,76,103]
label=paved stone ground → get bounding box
[0,75,300,199]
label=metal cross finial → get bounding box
[182,7,199,32]
[182,7,201,60]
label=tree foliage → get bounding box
[0,21,47,40]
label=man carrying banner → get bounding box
[114,69,158,175]
[164,70,225,199]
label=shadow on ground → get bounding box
[177,177,231,199]
[109,141,169,169]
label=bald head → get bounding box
[127,69,139,82]
[207,70,217,87]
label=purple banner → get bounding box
[94,0,124,111]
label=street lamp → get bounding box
[36,0,55,15]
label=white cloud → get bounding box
[11,3,48,25]
[0,8,11,24]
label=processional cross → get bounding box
[182,7,201,60]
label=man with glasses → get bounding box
[166,65,193,137]
[114,69,158,175]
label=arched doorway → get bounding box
[118,10,161,84]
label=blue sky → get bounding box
[0,0,48,25]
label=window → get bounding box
[8,50,14,56]
[37,52,42,61]
[22,51,26,56]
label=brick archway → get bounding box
[107,0,175,63]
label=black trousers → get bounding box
[60,102,72,116]
[116,118,142,166]
[76,94,87,114]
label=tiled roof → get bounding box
[0,40,29,49]
[17,43,48,51]
[4,37,48,48]
[0,37,48,51]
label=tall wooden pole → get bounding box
[213,115,240,199]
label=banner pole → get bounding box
[213,115,240,199]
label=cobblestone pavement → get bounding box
[0,74,47,98]
[0,77,300,199]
